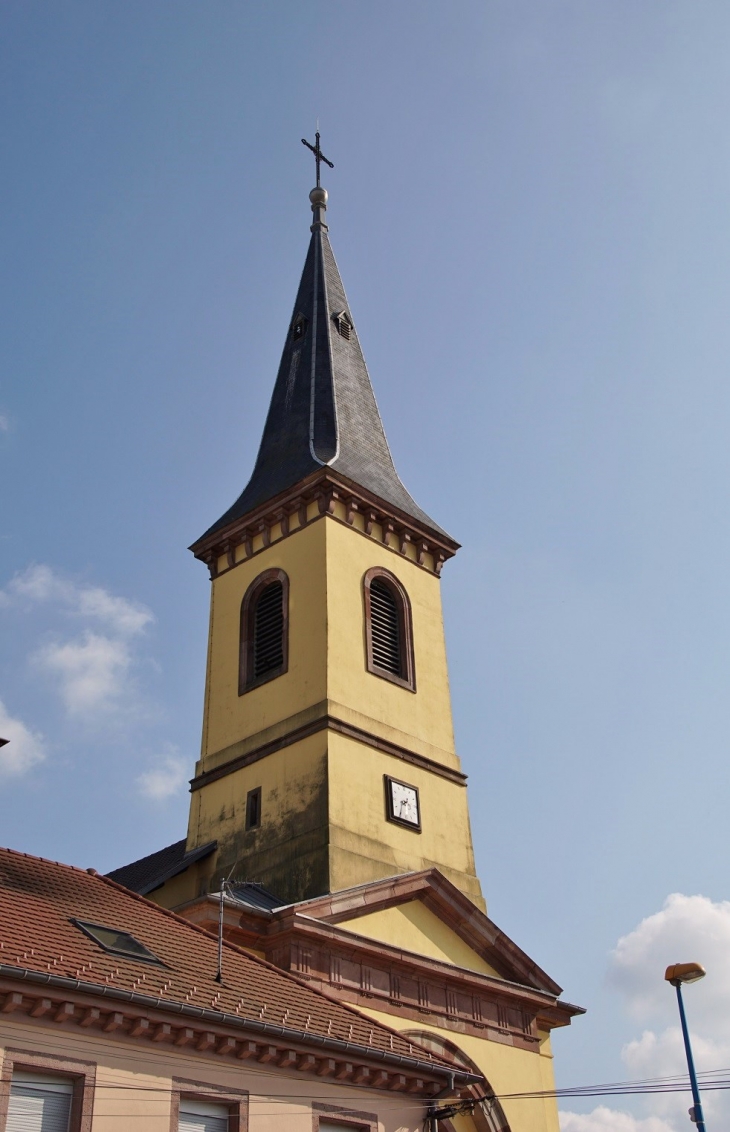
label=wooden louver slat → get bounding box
[369,579,401,675]
[253,582,284,679]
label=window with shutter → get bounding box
[179,1098,230,1132]
[369,579,401,674]
[363,568,415,691]
[239,569,289,693]
[7,1072,73,1132]
[253,581,284,678]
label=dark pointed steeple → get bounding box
[198,186,449,543]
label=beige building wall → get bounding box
[0,1020,430,1132]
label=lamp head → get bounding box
[665,962,706,986]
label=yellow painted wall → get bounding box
[327,732,482,907]
[199,512,462,774]
[324,516,460,768]
[176,510,481,907]
[200,517,327,765]
[355,1007,561,1132]
[185,732,329,904]
[337,902,500,976]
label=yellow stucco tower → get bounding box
[149,179,482,909]
[111,171,582,1132]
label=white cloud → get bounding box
[560,1108,673,1132]
[0,699,46,776]
[563,894,730,1132]
[35,632,133,717]
[1,564,153,635]
[2,564,155,724]
[611,894,730,1035]
[136,746,188,800]
[0,413,10,434]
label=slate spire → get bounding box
[200,186,447,541]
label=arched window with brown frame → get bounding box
[363,567,415,691]
[239,569,289,694]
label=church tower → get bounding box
[110,156,583,1132]
[180,179,483,908]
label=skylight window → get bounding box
[72,919,163,965]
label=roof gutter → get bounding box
[0,964,480,1086]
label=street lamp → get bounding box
[665,962,707,1131]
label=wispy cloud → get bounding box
[0,413,10,434]
[2,564,155,725]
[136,745,188,800]
[561,1109,673,1132]
[561,894,730,1132]
[1,564,153,635]
[0,699,46,776]
[35,632,134,717]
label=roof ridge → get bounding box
[0,843,101,876]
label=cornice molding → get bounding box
[291,871,562,996]
[190,715,467,793]
[189,470,460,580]
[0,970,474,1095]
[177,871,585,1047]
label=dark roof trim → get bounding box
[190,468,459,565]
[0,964,480,1086]
[109,841,217,897]
[140,841,216,895]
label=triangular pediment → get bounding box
[336,900,505,978]
[290,869,563,996]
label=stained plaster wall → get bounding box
[179,509,480,907]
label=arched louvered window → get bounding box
[239,569,289,694]
[363,567,415,691]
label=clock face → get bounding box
[386,777,420,829]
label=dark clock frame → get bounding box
[384,775,421,832]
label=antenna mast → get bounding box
[214,865,237,983]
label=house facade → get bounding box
[0,848,475,1132]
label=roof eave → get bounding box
[189,469,460,578]
[0,965,479,1089]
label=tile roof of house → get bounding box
[0,846,459,1076]
[106,838,217,896]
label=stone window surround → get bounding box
[0,1046,96,1132]
[313,1101,378,1132]
[170,1077,248,1132]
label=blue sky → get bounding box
[2,3,730,1127]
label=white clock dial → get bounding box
[390,781,419,826]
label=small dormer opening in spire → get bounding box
[333,310,352,341]
[291,313,308,342]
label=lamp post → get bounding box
[665,962,707,1131]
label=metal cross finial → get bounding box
[301,131,334,187]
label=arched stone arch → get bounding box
[401,1030,511,1132]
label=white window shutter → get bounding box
[7,1074,73,1132]
[179,1097,229,1132]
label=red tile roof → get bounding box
[0,846,455,1074]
